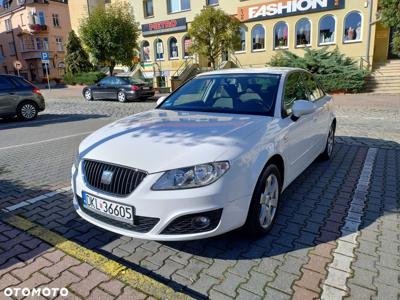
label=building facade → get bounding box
[0,0,71,82]
[68,0,107,34]
[131,0,396,89]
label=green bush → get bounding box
[268,48,369,93]
[63,71,106,85]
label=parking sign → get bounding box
[41,52,49,63]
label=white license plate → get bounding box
[142,87,150,90]
[82,192,134,224]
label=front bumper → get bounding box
[71,163,250,241]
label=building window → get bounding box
[236,27,246,52]
[35,37,42,50]
[20,14,25,26]
[43,37,49,50]
[3,0,10,9]
[56,37,63,51]
[169,37,179,59]
[42,63,50,76]
[0,45,4,58]
[8,42,15,56]
[296,18,311,47]
[183,35,192,57]
[154,38,164,60]
[38,11,46,25]
[167,0,190,14]
[5,19,12,31]
[143,0,154,17]
[274,22,288,49]
[206,0,218,5]
[344,11,362,42]
[141,41,151,61]
[52,14,60,27]
[252,25,265,51]
[319,15,336,45]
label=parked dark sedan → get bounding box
[83,76,155,102]
[0,74,45,121]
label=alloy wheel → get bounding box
[259,174,279,229]
[21,104,37,120]
[85,90,92,100]
[118,92,126,102]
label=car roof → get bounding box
[196,67,305,77]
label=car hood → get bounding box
[79,109,273,173]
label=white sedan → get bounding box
[71,68,336,241]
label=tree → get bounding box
[79,2,139,75]
[268,48,368,93]
[188,7,241,70]
[380,0,400,55]
[65,30,92,74]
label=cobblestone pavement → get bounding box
[0,91,399,299]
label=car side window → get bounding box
[303,73,325,102]
[0,77,15,90]
[99,77,111,85]
[283,72,307,117]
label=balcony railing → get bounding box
[28,24,48,33]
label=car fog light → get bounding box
[192,216,210,229]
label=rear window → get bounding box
[121,77,146,85]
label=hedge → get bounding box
[63,72,106,85]
[268,48,369,93]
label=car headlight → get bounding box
[152,161,230,190]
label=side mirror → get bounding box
[292,100,316,119]
[156,96,167,106]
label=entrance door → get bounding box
[388,28,400,59]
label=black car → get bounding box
[83,76,155,102]
[0,74,45,121]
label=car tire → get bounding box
[17,101,38,121]
[244,164,282,237]
[320,122,336,161]
[117,91,127,103]
[84,89,93,101]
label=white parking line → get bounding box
[321,148,378,299]
[2,187,71,212]
[0,131,93,151]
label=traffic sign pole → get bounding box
[45,63,50,91]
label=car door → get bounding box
[302,73,332,156]
[279,72,318,185]
[92,77,111,99]
[0,76,18,116]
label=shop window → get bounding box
[154,39,164,60]
[167,0,190,13]
[344,12,362,42]
[319,15,336,45]
[274,22,288,49]
[183,35,192,57]
[296,18,311,47]
[236,27,246,52]
[252,25,265,51]
[141,41,151,61]
[143,0,154,18]
[169,37,179,59]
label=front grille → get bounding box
[161,209,223,235]
[83,160,147,197]
[77,195,159,233]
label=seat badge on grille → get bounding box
[101,170,114,185]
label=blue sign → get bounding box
[41,52,49,62]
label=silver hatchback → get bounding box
[0,74,45,121]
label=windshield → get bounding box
[159,74,281,116]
